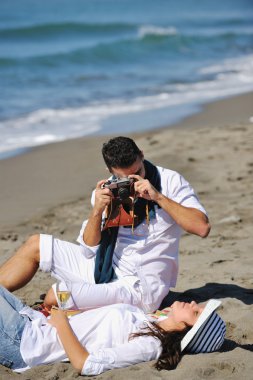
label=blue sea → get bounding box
[0,0,253,158]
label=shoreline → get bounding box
[0,91,252,230]
[1,91,253,163]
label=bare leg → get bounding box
[0,234,40,291]
[44,287,58,308]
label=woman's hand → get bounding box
[48,308,69,328]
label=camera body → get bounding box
[102,177,135,201]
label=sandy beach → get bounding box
[0,92,253,379]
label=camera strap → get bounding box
[103,197,135,229]
[94,160,161,284]
[128,159,161,230]
[103,160,161,231]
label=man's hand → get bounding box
[129,174,160,202]
[130,174,210,238]
[83,179,112,246]
[93,179,112,215]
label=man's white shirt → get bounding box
[77,167,207,311]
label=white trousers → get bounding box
[39,234,142,310]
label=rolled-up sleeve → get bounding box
[76,219,100,257]
[81,337,161,376]
[170,172,207,215]
[76,187,105,255]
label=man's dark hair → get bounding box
[102,136,142,170]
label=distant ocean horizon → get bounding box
[0,0,253,158]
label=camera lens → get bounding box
[118,187,130,200]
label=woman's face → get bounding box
[170,301,205,327]
[159,301,205,331]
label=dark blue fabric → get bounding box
[94,227,119,284]
[130,159,161,228]
[94,160,161,284]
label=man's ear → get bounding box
[106,167,112,173]
[140,151,144,160]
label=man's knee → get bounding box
[20,234,40,263]
[44,287,57,308]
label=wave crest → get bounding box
[138,25,177,39]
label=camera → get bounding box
[102,177,135,201]
[102,177,136,228]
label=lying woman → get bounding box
[0,285,226,375]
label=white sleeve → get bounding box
[76,218,100,257]
[76,189,105,253]
[81,336,161,376]
[168,171,207,215]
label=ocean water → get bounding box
[0,0,253,157]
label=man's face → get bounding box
[110,156,145,178]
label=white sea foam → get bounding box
[138,25,177,38]
[199,54,253,77]
[1,54,253,156]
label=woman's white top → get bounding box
[19,303,162,375]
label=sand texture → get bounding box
[0,93,253,379]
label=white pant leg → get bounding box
[39,234,143,310]
[39,234,95,283]
[55,280,142,310]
